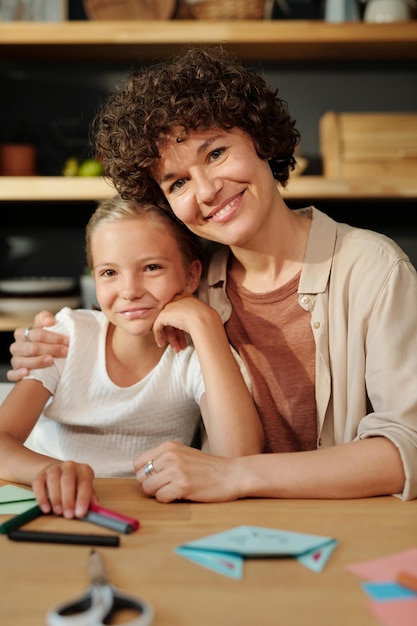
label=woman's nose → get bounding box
[193,170,222,203]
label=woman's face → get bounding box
[153,127,279,250]
[91,217,201,336]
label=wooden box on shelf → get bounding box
[320,111,417,179]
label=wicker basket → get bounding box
[182,0,267,19]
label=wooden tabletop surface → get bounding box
[0,478,416,625]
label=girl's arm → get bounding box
[153,296,264,456]
[0,380,95,518]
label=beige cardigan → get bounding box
[198,207,417,500]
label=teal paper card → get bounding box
[176,547,244,579]
[179,525,335,557]
[0,485,37,514]
[176,525,337,578]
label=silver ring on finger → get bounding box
[143,459,156,477]
[24,326,34,342]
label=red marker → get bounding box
[89,503,140,532]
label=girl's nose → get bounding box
[120,278,142,300]
[121,289,137,300]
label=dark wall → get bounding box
[0,15,417,376]
[0,11,416,326]
[1,59,416,175]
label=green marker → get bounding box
[0,503,43,535]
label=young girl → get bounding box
[0,196,263,518]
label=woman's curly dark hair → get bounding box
[93,45,300,206]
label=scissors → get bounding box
[46,549,154,626]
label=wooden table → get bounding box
[0,478,416,626]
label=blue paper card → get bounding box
[176,547,244,579]
[177,525,337,578]
[297,539,338,573]
[362,581,417,602]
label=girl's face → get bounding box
[154,127,280,250]
[91,216,201,336]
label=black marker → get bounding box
[7,529,120,547]
[0,504,43,535]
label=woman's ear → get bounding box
[184,259,202,294]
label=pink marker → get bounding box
[89,503,140,532]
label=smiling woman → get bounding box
[154,127,287,256]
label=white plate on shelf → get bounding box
[0,277,77,295]
[0,295,82,316]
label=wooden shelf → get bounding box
[1,21,415,204]
[0,21,416,63]
[1,175,417,202]
[0,314,35,332]
[0,176,117,201]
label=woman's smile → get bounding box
[205,190,245,222]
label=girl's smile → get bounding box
[91,217,200,337]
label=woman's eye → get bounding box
[210,148,224,161]
[170,178,185,192]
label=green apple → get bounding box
[62,156,80,176]
[78,158,104,177]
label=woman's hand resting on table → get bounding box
[134,441,248,503]
[7,310,68,382]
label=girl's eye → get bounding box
[145,264,162,272]
[102,269,115,277]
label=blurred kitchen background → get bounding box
[0,0,416,379]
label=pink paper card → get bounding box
[346,548,417,582]
[367,598,417,626]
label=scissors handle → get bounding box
[47,584,153,626]
[47,550,153,626]
[46,585,113,626]
[107,587,154,626]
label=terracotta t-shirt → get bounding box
[226,272,317,453]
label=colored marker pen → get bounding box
[396,571,417,594]
[82,510,134,534]
[0,504,43,535]
[8,529,119,547]
[89,503,140,531]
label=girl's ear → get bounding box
[184,259,202,294]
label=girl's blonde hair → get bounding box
[85,195,204,270]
